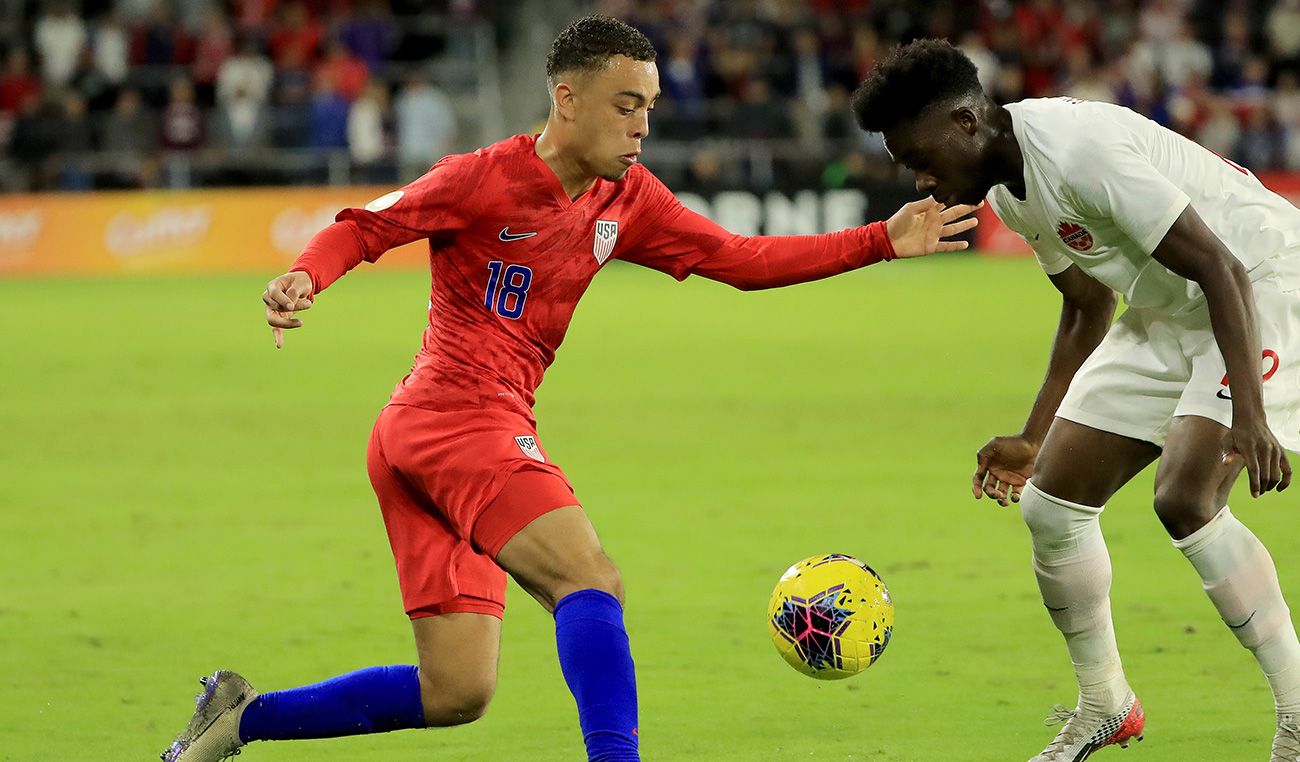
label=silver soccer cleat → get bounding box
[160,670,258,762]
[1273,714,1300,762]
[1028,692,1145,761]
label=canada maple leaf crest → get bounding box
[1056,221,1094,251]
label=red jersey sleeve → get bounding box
[291,154,484,293]
[618,170,895,291]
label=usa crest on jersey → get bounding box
[514,435,545,463]
[593,220,619,264]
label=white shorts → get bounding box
[1056,273,1300,451]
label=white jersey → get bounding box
[987,98,1300,316]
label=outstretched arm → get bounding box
[1151,205,1291,496]
[689,198,980,290]
[619,174,978,289]
[972,264,1116,505]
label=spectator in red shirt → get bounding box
[230,0,278,34]
[0,48,42,114]
[192,7,234,107]
[316,38,367,101]
[269,1,322,69]
[850,23,880,82]
[1013,0,1067,96]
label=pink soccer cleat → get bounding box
[1027,692,1144,761]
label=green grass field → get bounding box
[2,256,1294,761]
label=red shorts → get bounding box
[366,403,580,620]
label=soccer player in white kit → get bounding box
[852,39,1300,761]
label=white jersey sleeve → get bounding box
[1062,130,1190,256]
[1031,243,1073,276]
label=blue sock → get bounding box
[554,589,640,762]
[238,665,426,742]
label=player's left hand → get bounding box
[1225,415,1292,497]
[972,434,1038,507]
[263,270,314,349]
[885,198,982,259]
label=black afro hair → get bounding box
[851,39,984,133]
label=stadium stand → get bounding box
[0,0,1296,194]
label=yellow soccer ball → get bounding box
[767,553,894,679]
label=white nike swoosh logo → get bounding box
[499,227,537,242]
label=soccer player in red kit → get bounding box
[161,15,978,762]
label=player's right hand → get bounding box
[972,435,1038,507]
[884,198,982,259]
[1226,414,1292,498]
[263,271,314,349]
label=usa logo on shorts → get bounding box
[593,220,619,264]
[1057,221,1094,251]
[514,435,545,463]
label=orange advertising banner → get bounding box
[0,186,428,277]
[7,172,1300,274]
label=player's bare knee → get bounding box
[1029,468,1111,509]
[583,551,624,603]
[425,694,493,727]
[544,551,624,609]
[596,561,625,605]
[417,667,495,727]
[439,689,494,726]
[1153,482,1220,540]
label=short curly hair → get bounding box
[546,15,657,83]
[851,39,984,133]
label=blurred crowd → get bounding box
[607,0,1300,192]
[1,0,1298,192]
[0,0,486,190]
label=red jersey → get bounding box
[291,134,895,417]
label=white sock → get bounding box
[1174,506,1300,716]
[1021,481,1130,715]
